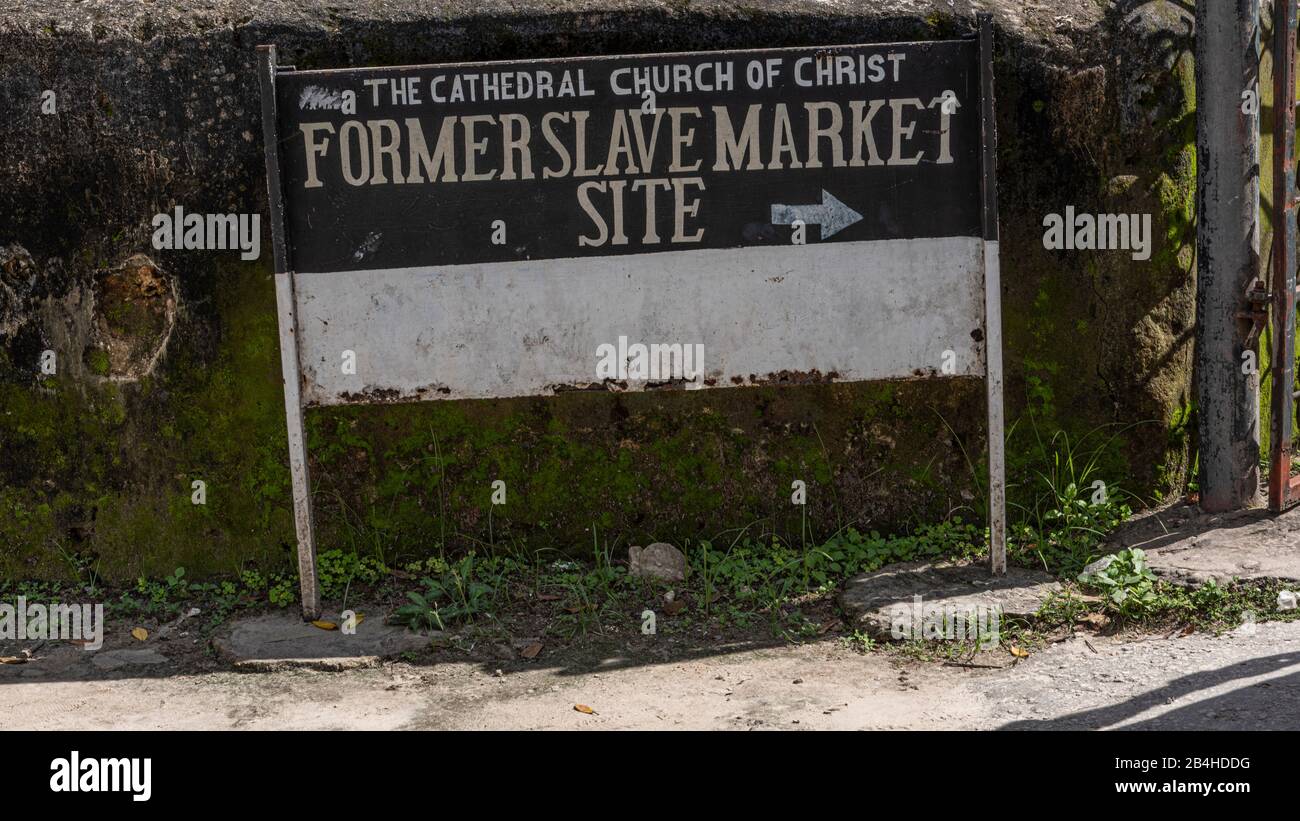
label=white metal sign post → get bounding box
[977,15,1007,575]
[258,16,1005,620]
[258,46,322,617]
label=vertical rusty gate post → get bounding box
[978,14,1007,575]
[257,45,322,620]
[1270,0,1299,512]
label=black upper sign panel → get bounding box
[274,41,983,273]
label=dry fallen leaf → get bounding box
[1079,612,1110,629]
[574,704,597,715]
[312,620,338,630]
[1009,645,1030,658]
[663,598,687,616]
[0,656,26,665]
[538,594,562,602]
[520,642,543,659]
[131,627,149,642]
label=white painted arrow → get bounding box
[770,189,864,240]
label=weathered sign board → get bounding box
[258,16,1004,619]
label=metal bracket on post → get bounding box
[257,44,322,620]
[977,13,1007,575]
[1239,279,1271,347]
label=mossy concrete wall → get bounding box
[0,1,1198,581]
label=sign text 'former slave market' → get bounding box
[269,40,989,403]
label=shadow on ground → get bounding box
[997,651,1300,730]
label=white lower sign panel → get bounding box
[297,236,986,404]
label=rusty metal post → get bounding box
[1270,0,1299,511]
[1196,0,1263,512]
[258,45,322,620]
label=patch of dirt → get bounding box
[0,612,991,730]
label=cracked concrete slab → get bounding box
[1103,502,1300,587]
[839,560,1062,640]
[213,611,436,670]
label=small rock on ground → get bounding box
[627,542,686,582]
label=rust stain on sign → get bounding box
[336,383,453,404]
